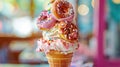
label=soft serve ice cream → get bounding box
[36,0,79,67]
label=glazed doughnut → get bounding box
[51,0,74,21]
[37,10,57,30]
[58,21,78,42]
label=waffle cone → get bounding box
[46,50,73,67]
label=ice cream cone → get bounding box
[46,50,73,67]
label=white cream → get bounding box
[36,38,79,54]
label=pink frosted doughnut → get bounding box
[51,0,74,22]
[37,10,57,30]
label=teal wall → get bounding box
[77,0,94,36]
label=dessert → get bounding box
[51,0,74,21]
[58,21,78,42]
[37,10,57,30]
[36,0,79,67]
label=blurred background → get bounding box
[0,0,94,67]
[0,0,49,67]
[104,0,120,59]
[0,0,120,67]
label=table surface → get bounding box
[0,64,49,67]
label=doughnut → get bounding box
[58,21,78,42]
[37,10,57,30]
[51,0,74,21]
